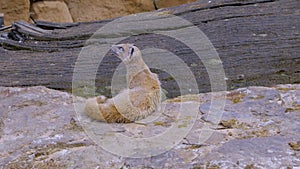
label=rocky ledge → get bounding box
[0,84,299,168]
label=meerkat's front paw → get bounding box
[96,95,107,104]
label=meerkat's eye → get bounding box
[118,46,124,52]
[129,47,134,56]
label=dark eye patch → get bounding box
[129,47,134,56]
[118,46,124,52]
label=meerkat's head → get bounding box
[111,44,142,63]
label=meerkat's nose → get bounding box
[111,45,118,53]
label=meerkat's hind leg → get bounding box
[85,97,105,121]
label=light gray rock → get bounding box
[0,84,299,168]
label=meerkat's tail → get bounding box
[84,97,132,123]
[84,97,106,121]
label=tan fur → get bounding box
[84,44,161,123]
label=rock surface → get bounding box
[0,84,299,168]
[0,0,30,25]
[64,0,155,22]
[0,0,197,24]
[156,0,197,9]
[31,1,73,23]
[1,0,298,98]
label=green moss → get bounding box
[219,119,237,128]
[12,100,46,110]
[166,94,200,103]
[276,87,297,91]
[251,128,269,137]
[72,86,98,98]
[187,144,202,149]
[288,141,300,151]
[178,123,187,128]
[162,76,175,81]
[227,91,246,104]
[250,95,265,100]
[244,164,257,169]
[205,162,220,169]
[285,105,300,113]
[232,96,243,104]
[153,121,168,127]
[66,117,84,131]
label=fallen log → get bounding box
[0,0,299,98]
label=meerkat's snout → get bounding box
[111,44,135,61]
[111,45,124,56]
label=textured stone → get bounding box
[1,0,298,97]
[65,0,155,22]
[0,84,299,168]
[0,0,198,25]
[0,13,4,27]
[155,0,197,9]
[0,0,30,25]
[64,0,198,22]
[31,1,73,23]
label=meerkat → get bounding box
[84,44,161,123]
